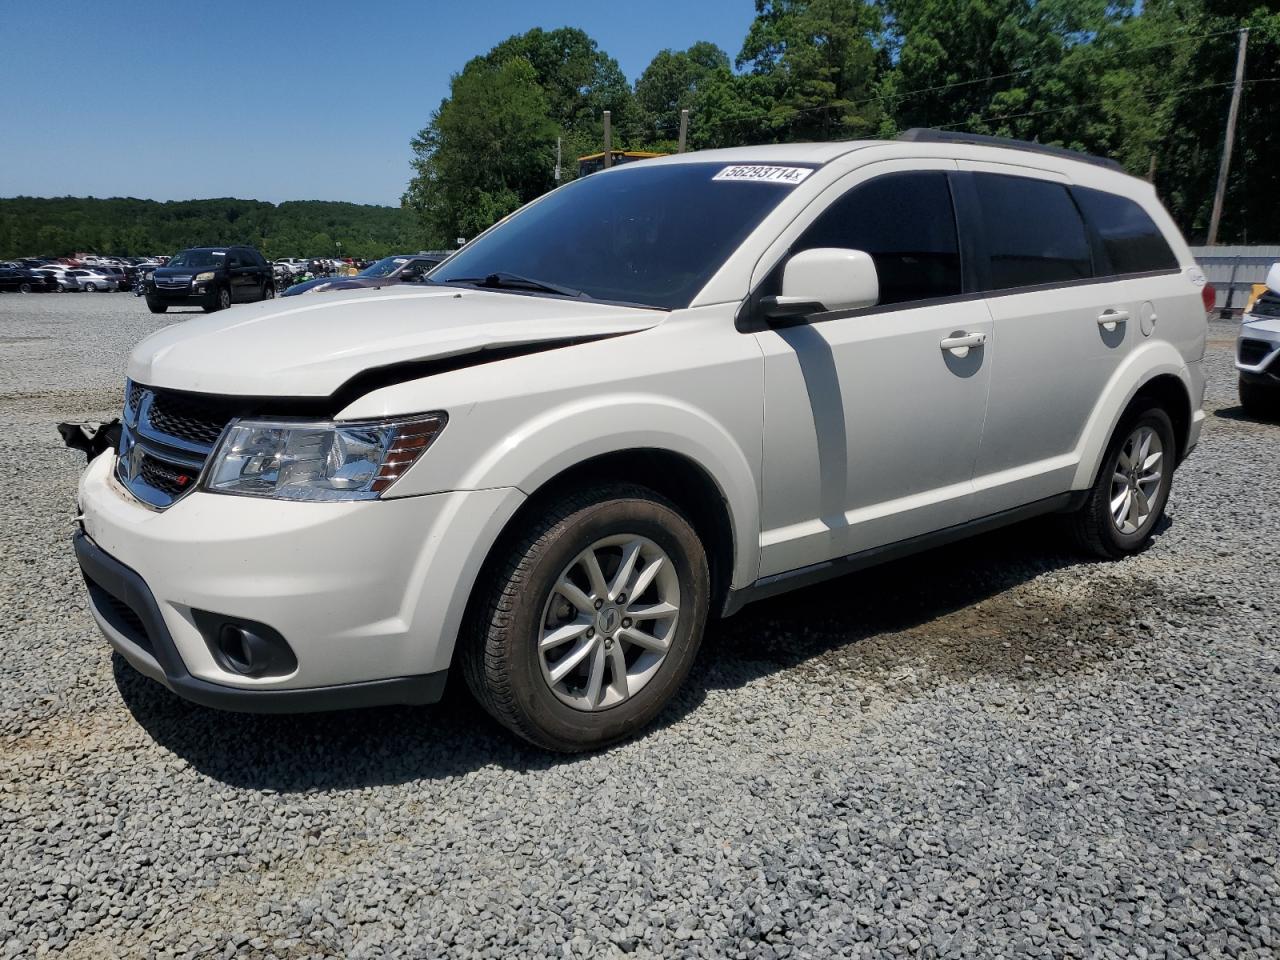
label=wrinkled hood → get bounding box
[282,275,389,296]
[128,284,664,397]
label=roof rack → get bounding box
[897,128,1124,172]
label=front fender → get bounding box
[449,394,761,589]
[1071,340,1196,490]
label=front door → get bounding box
[755,165,993,577]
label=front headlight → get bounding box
[204,413,446,501]
[194,271,215,283]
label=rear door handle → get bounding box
[1097,309,1130,331]
[940,332,987,357]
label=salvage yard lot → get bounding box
[1,294,1277,958]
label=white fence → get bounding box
[1191,245,1279,313]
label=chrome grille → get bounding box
[115,381,235,509]
[147,392,232,447]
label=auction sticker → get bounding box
[712,165,813,185]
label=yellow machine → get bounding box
[576,151,665,177]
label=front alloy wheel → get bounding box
[463,483,709,752]
[539,535,681,711]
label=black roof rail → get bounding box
[897,128,1125,172]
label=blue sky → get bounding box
[0,0,756,207]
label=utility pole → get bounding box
[602,111,612,168]
[1207,28,1248,247]
[554,137,561,182]
[677,109,689,153]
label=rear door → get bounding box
[227,251,252,301]
[957,166,1127,514]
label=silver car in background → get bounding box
[67,269,116,292]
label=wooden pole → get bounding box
[603,111,612,169]
[1207,29,1248,246]
[677,109,689,153]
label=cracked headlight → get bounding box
[204,414,446,501]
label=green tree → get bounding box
[403,57,557,245]
[736,0,885,141]
[635,42,731,144]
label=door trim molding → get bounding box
[723,491,1083,615]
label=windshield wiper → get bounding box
[438,272,583,298]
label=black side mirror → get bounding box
[760,295,825,327]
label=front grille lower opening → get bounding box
[84,577,153,655]
[1239,339,1271,367]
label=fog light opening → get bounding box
[218,625,257,675]
[195,612,298,680]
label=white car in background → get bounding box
[73,131,1208,751]
[1236,262,1280,414]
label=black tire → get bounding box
[1239,377,1276,417]
[462,483,710,752]
[262,282,275,300]
[83,282,97,292]
[1070,405,1176,559]
[146,299,167,314]
[18,282,31,293]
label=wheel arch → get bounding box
[1072,348,1195,490]
[486,449,738,620]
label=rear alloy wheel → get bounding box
[1070,405,1175,558]
[463,484,709,752]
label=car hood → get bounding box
[128,284,665,397]
[1242,316,1280,336]
[282,276,385,296]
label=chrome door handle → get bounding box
[1097,309,1129,331]
[940,332,987,357]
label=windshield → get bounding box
[432,162,808,310]
[167,250,226,268]
[359,255,410,278]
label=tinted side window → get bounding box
[1073,187,1177,275]
[794,171,961,305]
[973,173,1092,290]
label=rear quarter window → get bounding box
[1072,187,1178,275]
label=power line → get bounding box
[937,77,1277,132]
[641,23,1257,137]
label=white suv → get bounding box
[1236,263,1280,414]
[73,131,1208,751]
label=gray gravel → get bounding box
[1,292,1277,959]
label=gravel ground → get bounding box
[1,292,1277,959]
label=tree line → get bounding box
[405,0,1280,247]
[0,196,418,260]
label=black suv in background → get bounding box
[0,267,57,293]
[146,246,273,314]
